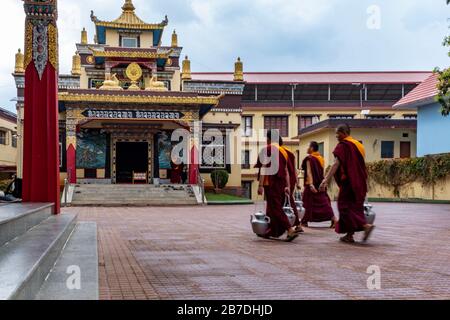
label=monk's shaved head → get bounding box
[336,124,351,135]
[336,123,351,142]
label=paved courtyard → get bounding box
[65,202,450,300]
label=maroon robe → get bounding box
[170,162,182,184]
[333,140,368,234]
[301,156,335,223]
[256,145,291,238]
[282,147,300,226]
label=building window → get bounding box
[11,134,17,148]
[0,131,6,145]
[264,116,289,137]
[403,114,417,120]
[381,141,395,159]
[329,115,355,120]
[318,142,324,157]
[366,115,392,120]
[200,130,226,170]
[241,181,252,199]
[121,37,138,48]
[242,116,253,137]
[298,115,320,131]
[241,150,251,169]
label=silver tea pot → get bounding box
[250,211,271,236]
[283,195,296,227]
[294,190,306,220]
[364,202,376,225]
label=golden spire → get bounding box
[182,56,191,80]
[81,28,88,44]
[122,0,135,12]
[71,52,82,76]
[171,30,178,47]
[234,57,243,82]
[15,49,25,74]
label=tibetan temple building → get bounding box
[12,0,433,200]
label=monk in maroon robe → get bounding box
[320,124,375,243]
[301,142,337,227]
[255,131,298,241]
[170,158,183,184]
[280,143,303,233]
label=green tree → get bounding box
[435,0,450,116]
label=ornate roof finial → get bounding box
[234,57,243,81]
[15,49,25,74]
[81,28,88,44]
[71,51,82,76]
[171,30,178,47]
[182,56,191,80]
[122,0,135,12]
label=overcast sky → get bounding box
[0,0,449,112]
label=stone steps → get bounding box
[0,210,77,300]
[0,203,99,300]
[71,184,199,206]
[35,222,98,300]
[0,203,53,247]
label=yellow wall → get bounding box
[299,128,417,166]
[235,108,418,200]
[327,174,450,201]
[0,116,17,167]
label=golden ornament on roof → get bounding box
[126,62,143,91]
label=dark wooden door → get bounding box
[400,141,411,158]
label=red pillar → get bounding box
[189,145,199,185]
[66,143,77,184]
[22,1,60,214]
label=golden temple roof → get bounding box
[91,0,168,30]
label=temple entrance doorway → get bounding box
[116,142,149,184]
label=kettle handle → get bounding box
[284,194,291,208]
[265,216,271,223]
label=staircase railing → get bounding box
[62,171,71,207]
[197,169,206,205]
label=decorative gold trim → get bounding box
[48,23,59,71]
[24,22,33,70]
[90,48,171,59]
[59,92,223,106]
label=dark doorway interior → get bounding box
[116,142,149,183]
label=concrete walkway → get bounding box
[66,203,450,300]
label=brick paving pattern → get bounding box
[65,203,450,300]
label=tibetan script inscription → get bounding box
[82,109,185,120]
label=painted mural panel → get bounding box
[158,131,172,169]
[76,130,107,169]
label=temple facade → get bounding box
[12,0,432,200]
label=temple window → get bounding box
[328,114,355,120]
[121,37,138,48]
[242,116,253,137]
[264,116,289,137]
[381,141,395,159]
[365,114,392,119]
[241,150,251,169]
[11,133,17,148]
[0,130,6,145]
[403,114,417,120]
[298,115,320,132]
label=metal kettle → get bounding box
[364,201,376,225]
[250,211,271,236]
[294,190,306,220]
[283,195,296,227]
